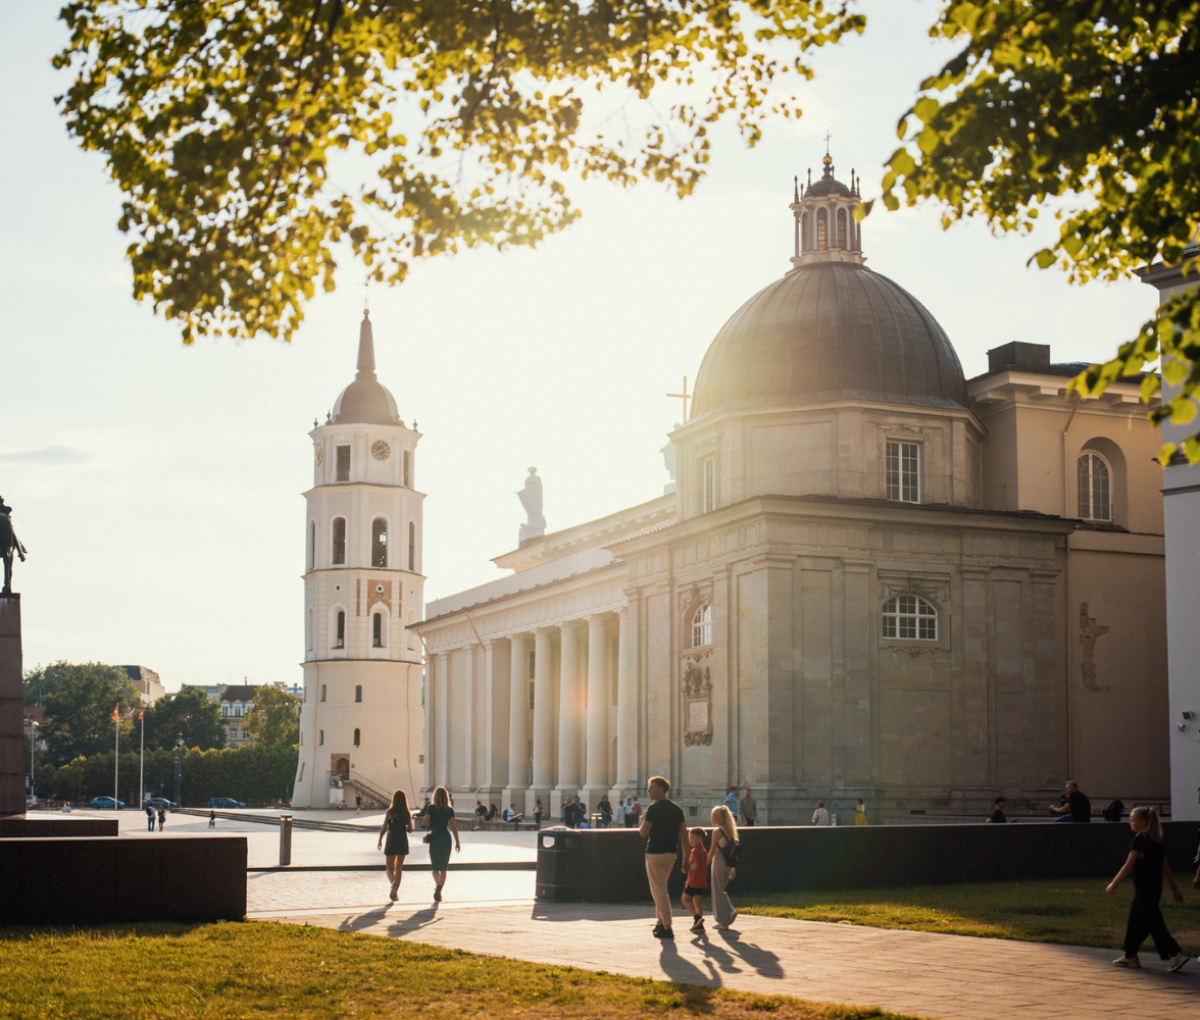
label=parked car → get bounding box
[89,796,126,809]
[208,797,245,809]
[145,797,178,810]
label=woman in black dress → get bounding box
[377,790,413,902]
[427,786,460,902]
[1107,805,1189,971]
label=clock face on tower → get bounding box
[314,445,323,465]
[371,440,391,461]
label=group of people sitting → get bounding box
[468,801,525,830]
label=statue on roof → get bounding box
[0,496,28,595]
[517,468,546,545]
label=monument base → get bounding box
[0,816,119,838]
[1,594,25,819]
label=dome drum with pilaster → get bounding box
[690,152,968,420]
[330,311,401,425]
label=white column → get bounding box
[481,638,510,799]
[504,634,530,807]
[530,627,556,800]
[462,644,475,792]
[435,651,449,789]
[614,604,637,797]
[583,615,611,800]
[422,654,433,793]
[553,621,585,803]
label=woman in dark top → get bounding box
[486,803,499,822]
[427,785,460,902]
[376,790,413,902]
[1106,806,1188,971]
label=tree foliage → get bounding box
[142,686,226,752]
[54,0,862,343]
[35,662,140,767]
[243,684,301,748]
[872,0,1200,461]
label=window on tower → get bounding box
[408,521,416,571]
[308,521,315,570]
[372,613,383,647]
[801,212,809,252]
[702,457,717,513]
[335,612,345,649]
[837,208,847,248]
[885,441,921,503]
[354,727,361,747]
[402,450,412,487]
[332,518,346,565]
[355,684,363,702]
[336,445,351,481]
[319,729,324,746]
[817,208,828,249]
[371,518,388,568]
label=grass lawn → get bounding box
[0,921,919,1020]
[738,878,1200,954]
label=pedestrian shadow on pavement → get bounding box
[336,904,442,936]
[658,938,718,987]
[712,930,784,980]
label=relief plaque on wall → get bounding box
[682,660,713,746]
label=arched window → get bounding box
[319,729,324,746]
[692,604,713,647]
[308,521,315,570]
[371,518,388,568]
[320,684,327,702]
[837,208,847,248]
[372,613,383,647]
[882,595,938,640]
[332,518,346,565]
[355,684,363,703]
[408,521,416,571]
[335,610,345,649]
[353,728,361,747]
[1077,453,1111,521]
[817,208,828,249]
[801,212,809,252]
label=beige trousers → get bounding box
[645,852,676,928]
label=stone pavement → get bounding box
[252,899,1200,1020]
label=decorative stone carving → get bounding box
[878,571,951,605]
[681,660,713,746]
[1079,602,1110,692]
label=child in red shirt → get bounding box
[681,827,709,932]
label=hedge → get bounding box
[35,743,298,807]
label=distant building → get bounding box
[182,681,302,747]
[122,665,165,704]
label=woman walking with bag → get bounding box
[1107,805,1189,972]
[376,790,413,902]
[426,786,461,902]
[708,804,740,931]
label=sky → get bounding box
[0,2,1157,693]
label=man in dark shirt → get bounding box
[1049,780,1091,823]
[639,775,688,940]
[986,796,1011,823]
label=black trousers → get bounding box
[1123,895,1181,959]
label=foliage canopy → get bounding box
[873,0,1200,461]
[142,685,227,752]
[243,684,301,748]
[33,661,140,767]
[55,0,861,343]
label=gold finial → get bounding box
[822,153,833,166]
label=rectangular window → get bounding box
[528,649,536,680]
[402,450,412,487]
[702,457,717,513]
[886,441,920,502]
[336,445,351,482]
[528,680,536,712]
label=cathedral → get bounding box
[298,152,1170,823]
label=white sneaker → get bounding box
[1167,952,1190,973]
[729,908,738,927]
[1112,956,1141,968]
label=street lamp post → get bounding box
[29,721,38,805]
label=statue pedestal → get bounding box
[519,525,545,547]
[0,594,24,819]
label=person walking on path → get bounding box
[598,794,613,828]
[1050,780,1091,823]
[623,796,637,828]
[681,827,709,933]
[157,805,166,831]
[426,786,460,903]
[738,788,757,827]
[1107,806,1189,972]
[811,801,830,826]
[855,799,868,826]
[614,798,626,828]
[987,796,1015,823]
[355,794,363,815]
[708,804,740,931]
[640,776,688,941]
[722,786,739,816]
[145,803,155,832]
[376,789,413,902]
[208,809,216,829]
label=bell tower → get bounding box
[292,311,425,809]
[790,149,865,268]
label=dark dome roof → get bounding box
[330,313,400,425]
[691,262,968,419]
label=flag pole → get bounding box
[139,709,145,809]
[114,705,120,807]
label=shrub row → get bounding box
[35,743,298,807]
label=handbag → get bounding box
[721,838,742,868]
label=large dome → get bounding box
[690,262,968,419]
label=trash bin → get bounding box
[536,827,582,901]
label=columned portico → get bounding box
[582,614,612,803]
[502,633,530,807]
[552,621,586,807]
[529,626,557,812]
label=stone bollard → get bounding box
[279,813,293,866]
